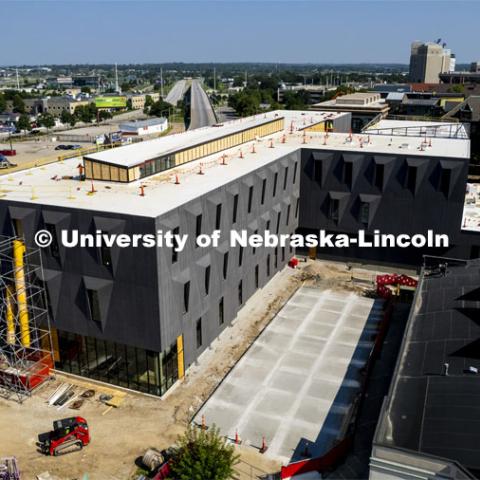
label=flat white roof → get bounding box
[0,111,470,218]
[86,111,335,168]
[462,183,480,232]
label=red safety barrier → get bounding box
[280,437,353,479]
[376,273,417,299]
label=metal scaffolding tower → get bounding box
[0,235,54,403]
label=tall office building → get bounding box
[409,41,453,83]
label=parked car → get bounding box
[55,144,69,151]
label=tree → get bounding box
[448,85,464,94]
[144,95,154,109]
[98,110,112,121]
[168,426,239,480]
[0,93,6,113]
[16,114,31,132]
[12,95,25,113]
[60,110,76,126]
[81,86,91,94]
[38,113,55,130]
[146,99,171,117]
[74,105,95,123]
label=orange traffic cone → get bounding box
[259,436,268,454]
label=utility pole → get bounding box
[244,71,247,88]
[114,63,119,93]
[213,67,216,91]
[16,68,20,90]
[160,67,164,98]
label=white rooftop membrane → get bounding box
[0,111,470,218]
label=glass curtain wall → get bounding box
[55,330,178,396]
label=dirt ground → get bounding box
[0,259,408,480]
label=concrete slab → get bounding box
[193,287,383,463]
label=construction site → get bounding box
[0,257,414,479]
[0,108,477,479]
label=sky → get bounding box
[1,0,479,65]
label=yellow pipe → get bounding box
[6,285,15,345]
[13,239,30,347]
[177,334,184,379]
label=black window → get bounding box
[286,205,291,226]
[266,255,271,277]
[205,266,210,295]
[183,281,190,313]
[238,280,243,305]
[407,166,417,192]
[45,223,60,259]
[329,199,339,222]
[276,211,281,234]
[274,247,278,269]
[232,194,239,223]
[215,204,222,230]
[273,172,278,197]
[282,247,285,262]
[261,178,266,205]
[99,236,112,267]
[238,246,243,267]
[172,227,179,263]
[255,265,259,288]
[293,162,298,184]
[248,186,254,213]
[375,163,384,189]
[359,202,369,225]
[295,198,300,218]
[195,214,202,241]
[344,162,353,188]
[223,252,229,279]
[283,166,288,190]
[314,160,322,182]
[219,298,224,325]
[266,220,271,232]
[86,288,101,325]
[196,318,202,348]
[440,168,451,196]
[252,230,258,255]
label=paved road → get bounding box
[165,79,187,106]
[189,79,217,130]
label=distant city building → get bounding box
[310,92,389,131]
[45,96,90,116]
[440,62,480,85]
[409,41,453,83]
[277,85,328,105]
[119,117,168,136]
[46,76,73,89]
[127,92,160,110]
[72,75,102,88]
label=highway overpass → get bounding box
[189,79,217,130]
[165,79,187,106]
